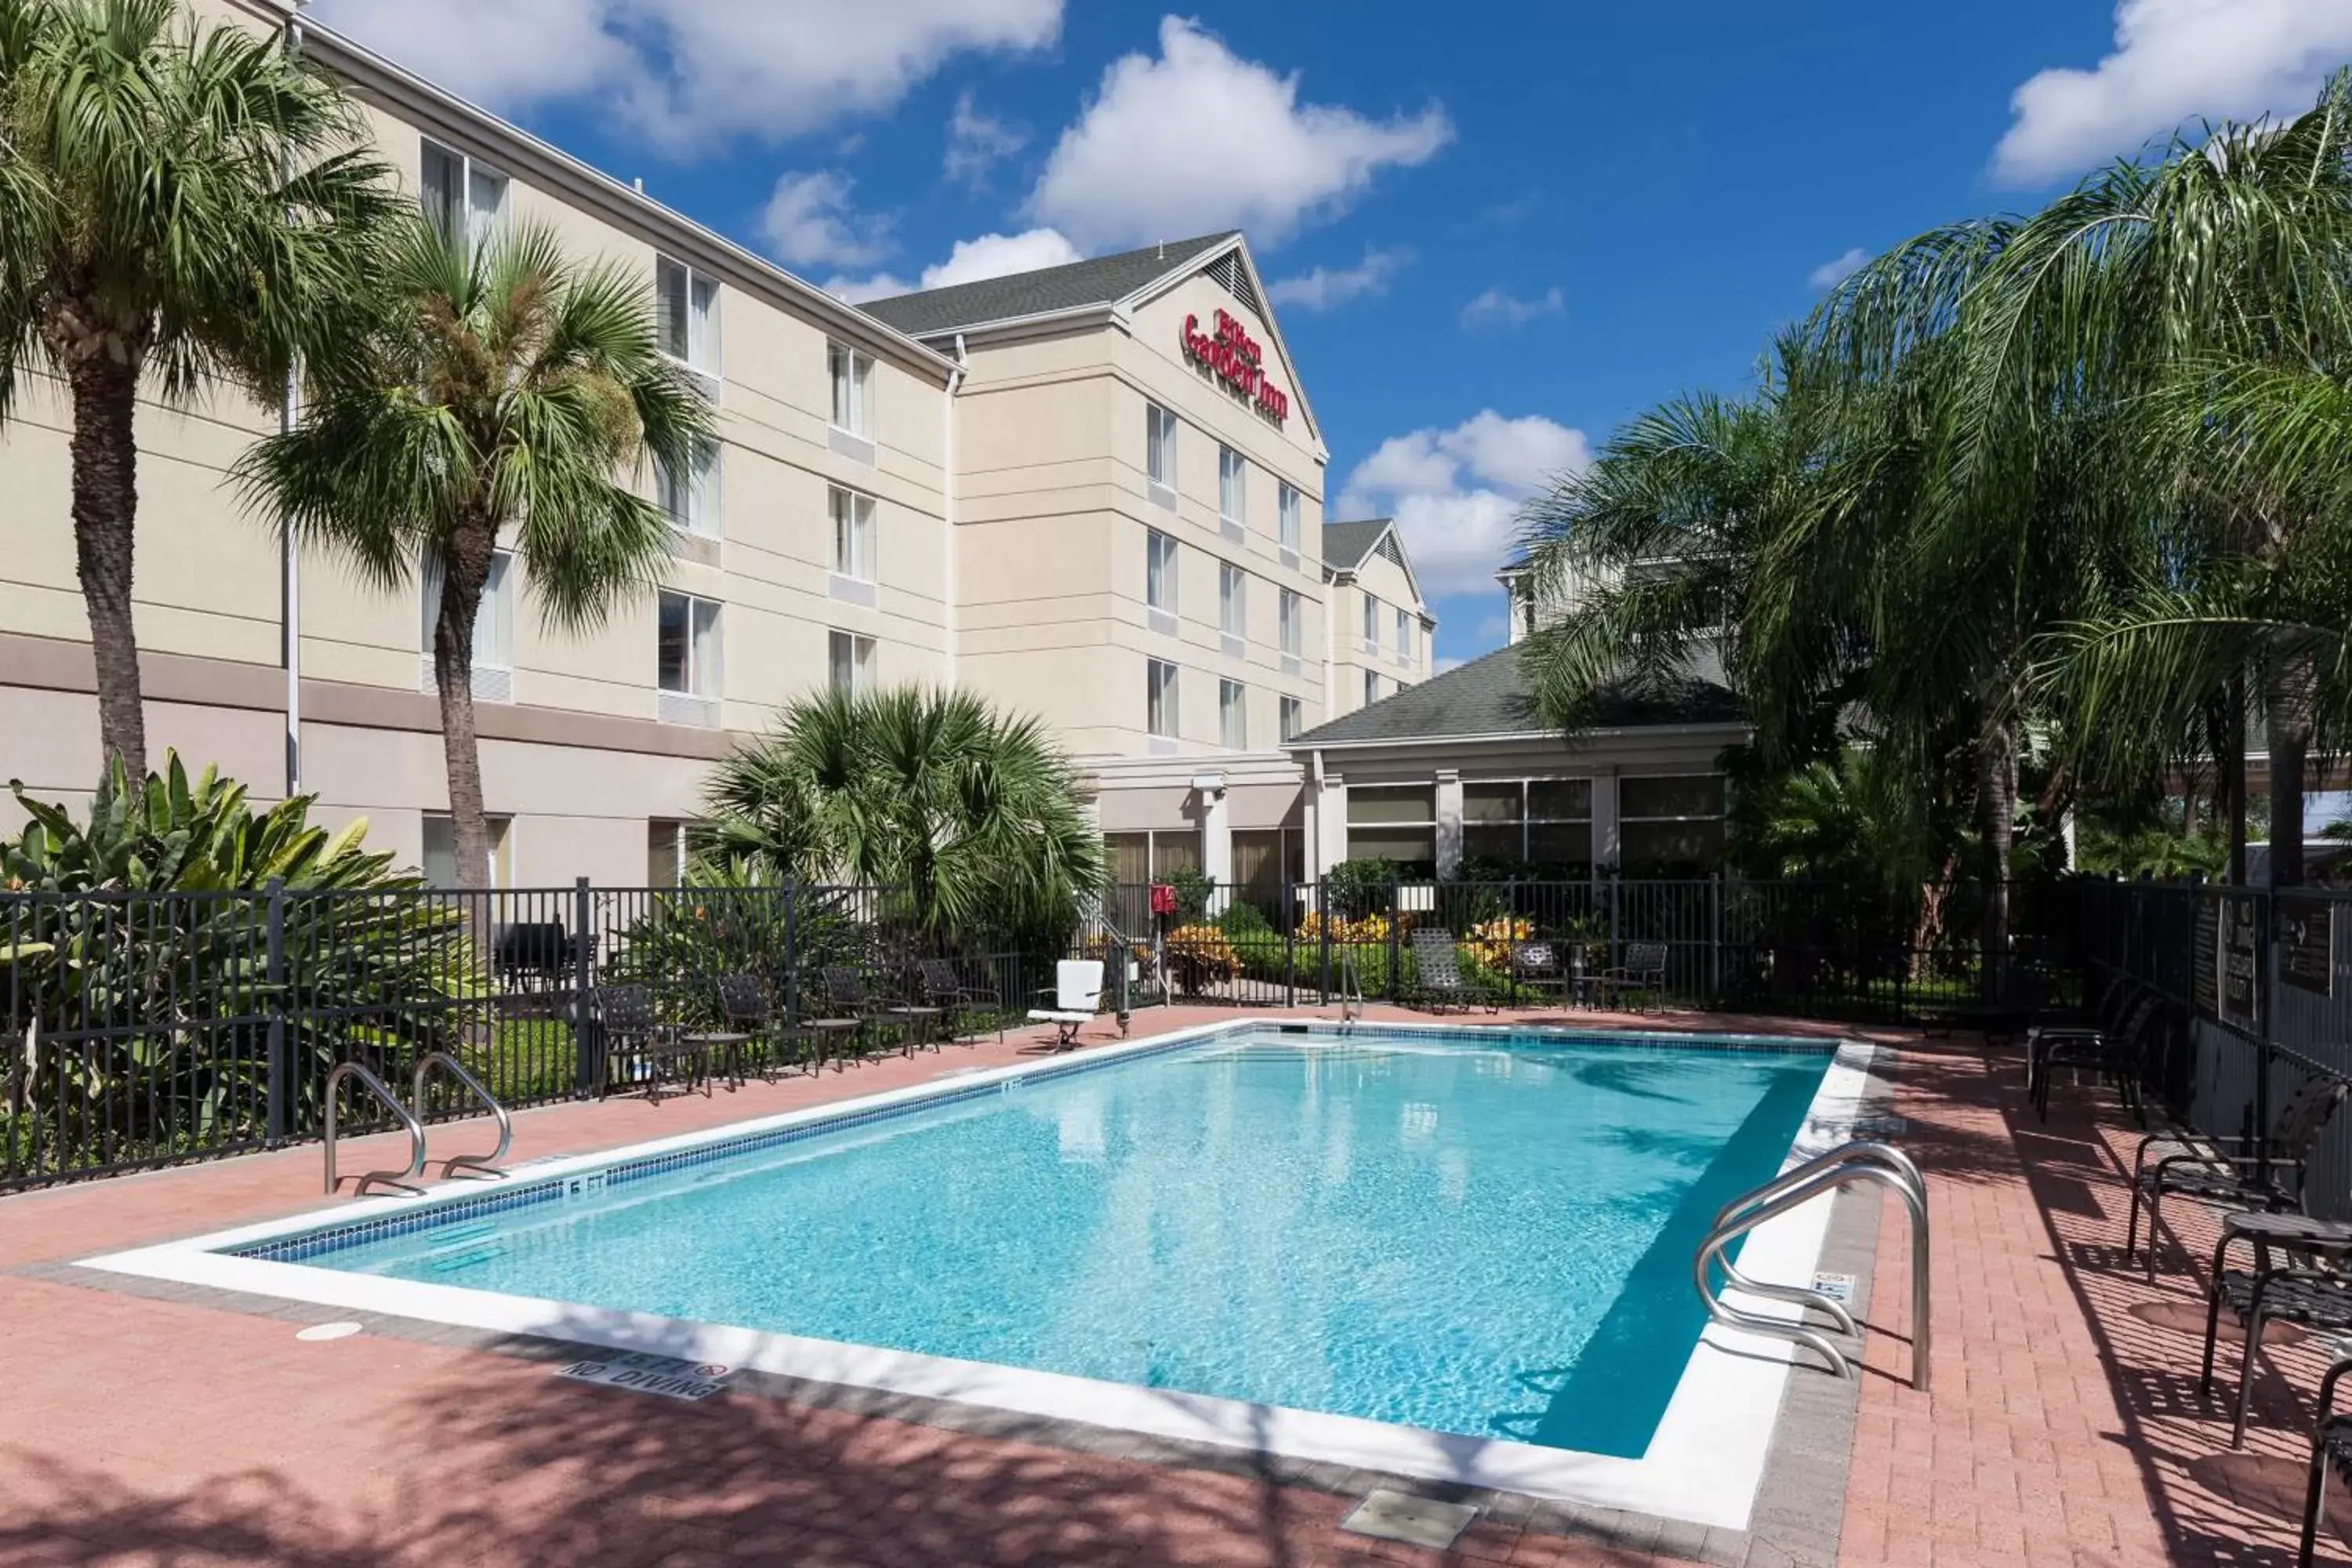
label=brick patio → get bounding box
[2,1004,2346,1566]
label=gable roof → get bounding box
[1287,644,1744,749]
[859,233,1237,338]
[1319,519,1389,572]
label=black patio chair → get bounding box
[2199,1209,2352,1450]
[592,984,709,1101]
[1593,942,1669,1013]
[494,922,584,993]
[1508,940,1575,1007]
[715,974,806,1080]
[2029,986,2163,1123]
[2299,1351,2352,1565]
[795,967,873,1073]
[2132,1069,2350,1283]
[1408,930,1497,1013]
[821,965,920,1058]
[918,957,1004,1043]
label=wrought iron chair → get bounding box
[2199,1207,2352,1450]
[1593,942,1669,1012]
[715,973,804,1080]
[592,984,708,1101]
[2134,1069,2350,1282]
[917,957,1004,1044]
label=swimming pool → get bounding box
[84,1019,1876,1528]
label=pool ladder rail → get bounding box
[1693,1139,1930,1391]
[322,1056,512,1197]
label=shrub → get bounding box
[1164,867,1216,924]
[1464,916,1534,972]
[1163,923,1237,991]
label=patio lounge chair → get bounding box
[1409,930,1497,1013]
[1027,959,1104,1049]
[918,958,1004,1043]
[592,985,710,1101]
[1592,942,1669,1012]
[2129,1069,2349,1283]
[2198,1210,2352,1450]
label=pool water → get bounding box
[297,1028,1831,1456]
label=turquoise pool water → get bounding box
[280,1026,1831,1456]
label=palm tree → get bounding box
[699,686,1106,937]
[238,215,715,887]
[0,0,392,773]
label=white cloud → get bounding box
[1459,286,1564,330]
[1809,247,1869,289]
[826,227,1083,306]
[946,91,1028,189]
[312,0,1065,151]
[759,171,892,269]
[1337,412,1592,599]
[1433,656,1465,675]
[1993,0,2352,185]
[1266,246,1412,311]
[1025,16,1451,250]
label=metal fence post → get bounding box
[264,877,289,1145]
[783,879,798,1025]
[1708,873,1722,1007]
[1387,866,1401,1004]
[1319,880,1332,1005]
[572,876,596,1098]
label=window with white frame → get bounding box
[1145,402,1178,493]
[1461,779,1595,871]
[1362,593,1381,649]
[1620,775,1729,873]
[1363,669,1380,707]
[1279,589,1301,656]
[1396,607,1414,664]
[1220,680,1247,750]
[656,443,722,538]
[656,256,720,379]
[1219,561,1245,640]
[1218,445,1246,532]
[1147,658,1178,739]
[1146,529,1179,615]
[1278,481,1301,557]
[423,812,513,890]
[828,342,875,439]
[419,139,506,249]
[828,630,874,695]
[830,486,877,580]
[420,548,514,700]
[1346,785,1436,869]
[1279,695,1303,742]
[656,590,721,704]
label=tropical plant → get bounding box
[2,753,477,1165]
[0,0,394,773]
[238,214,716,887]
[1163,924,1238,992]
[598,862,863,1035]
[699,685,1105,938]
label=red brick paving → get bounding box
[16,1003,2332,1566]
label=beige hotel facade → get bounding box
[0,0,1736,897]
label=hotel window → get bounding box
[648,820,688,886]
[422,812,513,890]
[1462,779,1594,872]
[1363,670,1380,707]
[419,138,506,249]
[1146,658,1178,739]
[1146,401,1178,503]
[1396,608,1414,665]
[656,590,722,722]
[1233,827,1306,900]
[1346,785,1437,870]
[1219,562,1246,641]
[1218,445,1246,538]
[1277,481,1301,560]
[657,256,720,379]
[1220,679,1247,750]
[656,444,722,539]
[1279,695,1303,742]
[1620,775,1729,873]
[1103,829,1200,886]
[828,630,875,695]
[1362,593,1381,651]
[828,342,875,439]
[1279,589,1301,657]
[1146,529,1179,617]
[830,486,877,581]
[419,548,514,702]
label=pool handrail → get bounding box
[412,1050,513,1181]
[322,1061,426,1197]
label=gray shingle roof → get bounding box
[1287,644,1744,747]
[858,233,1238,339]
[1319,519,1389,573]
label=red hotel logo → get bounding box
[1181,309,1290,425]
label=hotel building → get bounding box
[0,0,1734,894]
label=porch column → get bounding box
[1593,768,1621,873]
[1434,768,1464,877]
[1311,758,1348,878]
[1195,771,1232,887]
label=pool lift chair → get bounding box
[1028,960,1105,1050]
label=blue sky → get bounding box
[317,0,2352,667]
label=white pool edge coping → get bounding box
[78,1018,1882,1534]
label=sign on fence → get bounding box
[2222,895,2266,1030]
[2194,898,2220,1018]
[2281,895,2337,997]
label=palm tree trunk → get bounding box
[2267,650,2317,887]
[431,528,495,889]
[2214,678,2249,884]
[1977,721,2017,1003]
[67,354,147,775]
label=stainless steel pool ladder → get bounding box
[412,1051,513,1181]
[1693,1139,1930,1390]
[322,1062,426,1196]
